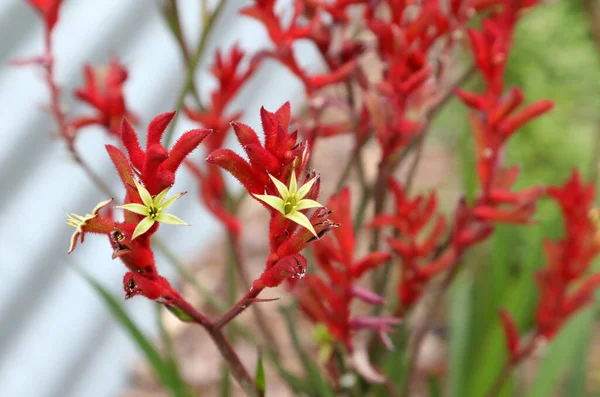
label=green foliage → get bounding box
[526,307,595,397]
[507,0,600,186]
[255,349,266,397]
[76,268,194,397]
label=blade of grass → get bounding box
[427,376,442,397]
[255,349,266,397]
[450,273,474,397]
[526,306,595,397]
[76,267,193,397]
[466,223,546,397]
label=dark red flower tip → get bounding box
[499,308,520,362]
[27,0,62,33]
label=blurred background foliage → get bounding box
[433,1,600,396]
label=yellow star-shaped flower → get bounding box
[254,170,322,237]
[66,198,113,254]
[117,179,189,240]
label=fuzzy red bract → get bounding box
[118,113,211,195]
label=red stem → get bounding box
[484,337,538,397]
[171,297,260,397]
[215,286,264,330]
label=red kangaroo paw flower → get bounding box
[147,111,176,148]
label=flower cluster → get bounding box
[208,102,336,288]
[370,178,453,310]
[501,172,600,361]
[68,114,209,303]
[457,1,551,224]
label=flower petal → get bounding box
[295,199,323,211]
[268,174,289,199]
[160,192,186,211]
[132,217,156,240]
[133,179,153,207]
[155,213,190,226]
[254,194,286,214]
[68,231,80,254]
[92,198,114,215]
[117,203,149,216]
[289,170,297,195]
[286,211,318,237]
[153,186,171,206]
[296,175,318,199]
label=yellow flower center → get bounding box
[148,204,160,219]
[283,195,299,215]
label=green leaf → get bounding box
[427,376,442,397]
[526,307,595,397]
[466,225,545,397]
[255,349,266,397]
[450,274,474,397]
[166,305,195,322]
[76,267,193,397]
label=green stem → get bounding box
[164,0,229,146]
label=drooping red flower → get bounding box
[71,59,138,136]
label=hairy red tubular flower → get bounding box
[70,59,138,136]
[295,187,395,351]
[498,172,600,363]
[118,112,211,195]
[123,272,180,304]
[362,0,474,163]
